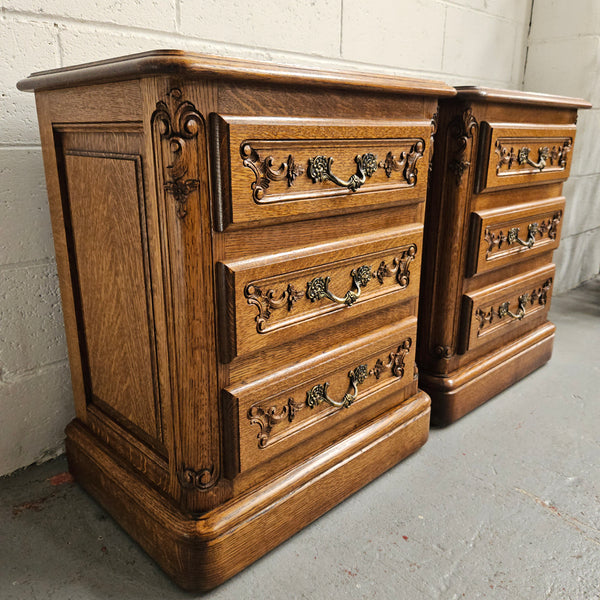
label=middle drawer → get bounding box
[218,226,422,361]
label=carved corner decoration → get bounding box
[247,337,413,448]
[244,283,304,332]
[178,466,218,490]
[370,338,412,379]
[308,153,378,192]
[495,140,572,175]
[248,398,306,449]
[475,278,552,335]
[378,140,424,185]
[375,244,417,288]
[241,144,304,201]
[484,211,563,258]
[152,88,202,219]
[433,345,454,359]
[448,106,478,186]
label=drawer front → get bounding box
[475,122,576,193]
[218,226,422,361]
[223,319,417,474]
[211,114,432,230]
[468,197,565,276]
[460,265,555,353]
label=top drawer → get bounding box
[211,115,432,230]
[475,122,576,193]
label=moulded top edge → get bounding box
[17,49,456,98]
[455,86,592,109]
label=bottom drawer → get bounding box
[460,264,555,353]
[223,318,417,475]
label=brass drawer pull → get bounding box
[306,365,369,409]
[308,153,378,191]
[507,222,538,248]
[498,293,529,321]
[518,146,549,171]
[306,265,372,306]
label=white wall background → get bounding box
[0,0,596,476]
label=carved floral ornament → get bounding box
[447,106,478,186]
[484,212,562,257]
[475,278,552,335]
[244,245,417,333]
[241,139,425,202]
[495,139,572,174]
[152,88,203,219]
[247,338,413,449]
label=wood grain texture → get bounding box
[26,51,439,589]
[476,123,576,193]
[418,89,588,423]
[65,389,430,591]
[467,197,565,276]
[422,322,555,425]
[17,49,455,97]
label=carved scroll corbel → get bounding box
[152,88,203,219]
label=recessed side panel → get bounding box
[58,128,163,448]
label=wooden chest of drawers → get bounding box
[18,50,454,590]
[418,87,590,425]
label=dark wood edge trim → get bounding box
[17,50,457,97]
[473,120,491,194]
[466,211,483,278]
[209,113,230,232]
[455,86,591,109]
[220,390,240,479]
[216,262,237,364]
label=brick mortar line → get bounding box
[0,258,56,272]
[0,358,69,385]
[4,9,523,85]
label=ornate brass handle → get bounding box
[498,293,529,320]
[308,153,378,192]
[306,365,369,409]
[518,146,549,171]
[507,222,539,248]
[306,265,372,306]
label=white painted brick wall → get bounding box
[0,0,590,476]
[524,0,600,293]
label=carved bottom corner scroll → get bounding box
[433,345,454,360]
[247,337,413,448]
[178,466,218,490]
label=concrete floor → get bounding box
[1,278,599,600]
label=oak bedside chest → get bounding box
[18,50,454,590]
[417,87,591,425]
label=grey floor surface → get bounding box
[1,278,599,600]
